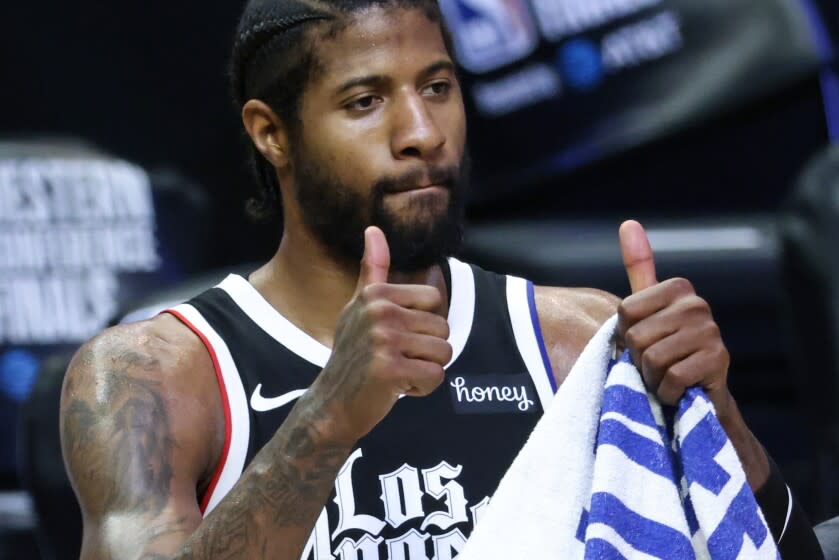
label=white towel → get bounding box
[458,315,779,559]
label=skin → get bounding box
[60,7,769,560]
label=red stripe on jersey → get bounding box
[165,308,233,515]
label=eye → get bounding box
[423,81,452,97]
[345,95,382,112]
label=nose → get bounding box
[391,92,446,162]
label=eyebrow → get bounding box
[417,60,456,82]
[333,59,456,96]
[335,74,388,96]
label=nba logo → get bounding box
[439,0,540,74]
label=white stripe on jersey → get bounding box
[169,303,251,516]
[211,258,476,370]
[506,276,555,410]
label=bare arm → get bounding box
[177,387,353,559]
[532,286,618,385]
[61,321,206,559]
[62,228,451,559]
[61,317,352,560]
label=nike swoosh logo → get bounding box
[250,384,306,412]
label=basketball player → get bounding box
[59,1,822,558]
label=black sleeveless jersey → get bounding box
[167,258,557,560]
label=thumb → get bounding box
[619,220,657,293]
[356,226,390,291]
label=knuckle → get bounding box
[367,299,396,321]
[441,341,454,365]
[370,348,395,374]
[686,295,710,314]
[436,317,451,340]
[370,325,395,347]
[429,363,445,385]
[713,344,730,367]
[641,347,667,371]
[668,277,695,296]
[617,300,637,323]
[664,364,682,383]
[624,326,642,351]
[424,286,444,308]
[641,347,664,372]
[360,283,382,302]
[617,300,629,317]
[372,347,391,364]
[365,282,395,303]
[410,364,445,396]
[660,372,684,403]
[700,320,720,339]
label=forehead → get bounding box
[312,7,451,88]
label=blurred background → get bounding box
[0,0,838,557]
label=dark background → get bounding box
[0,0,833,264]
[0,1,838,555]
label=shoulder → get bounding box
[532,285,620,386]
[533,285,620,327]
[63,313,213,397]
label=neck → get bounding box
[249,225,449,348]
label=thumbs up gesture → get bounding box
[308,226,452,445]
[615,221,732,416]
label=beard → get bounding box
[292,148,469,274]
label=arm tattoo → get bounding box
[106,373,174,514]
[65,340,355,559]
[64,350,174,517]
[180,399,349,559]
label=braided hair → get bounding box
[230,0,451,221]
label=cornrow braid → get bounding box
[232,14,331,107]
[231,1,334,221]
[231,0,451,222]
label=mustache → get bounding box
[372,164,461,195]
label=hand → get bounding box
[309,226,452,444]
[615,220,733,417]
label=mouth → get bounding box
[387,185,447,198]
[377,165,459,196]
[386,182,449,194]
[415,183,445,191]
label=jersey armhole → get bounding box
[526,281,558,394]
[163,304,251,516]
[506,276,557,409]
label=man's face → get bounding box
[289,6,468,273]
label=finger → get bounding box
[619,292,707,359]
[637,327,701,394]
[656,350,718,406]
[356,226,390,293]
[369,283,444,312]
[616,278,696,335]
[619,220,657,293]
[402,308,450,339]
[399,332,453,365]
[401,359,446,397]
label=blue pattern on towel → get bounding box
[576,351,778,559]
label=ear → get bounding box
[242,99,291,169]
